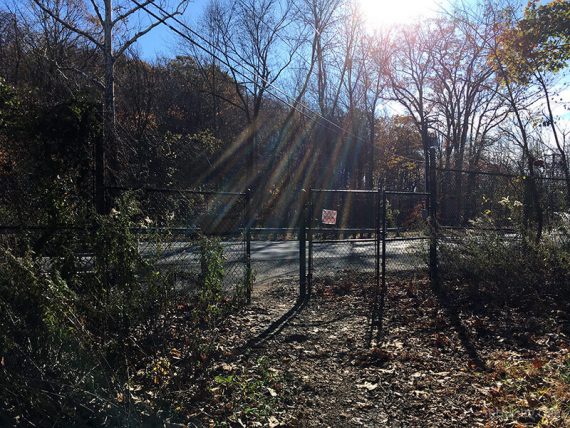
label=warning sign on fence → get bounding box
[322,209,337,225]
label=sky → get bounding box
[1,0,567,134]
[134,0,208,60]
[0,0,450,60]
[136,0,447,60]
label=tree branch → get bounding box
[88,0,104,26]
[31,0,103,49]
[116,1,184,59]
[112,0,155,26]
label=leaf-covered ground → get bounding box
[152,275,570,427]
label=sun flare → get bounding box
[355,0,443,29]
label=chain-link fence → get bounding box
[308,189,379,285]
[248,227,301,286]
[435,168,570,245]
[107,187,249,293]
[0,184,250,297]
[382,191,430,276]
[435,167,570,286]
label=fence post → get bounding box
[299,190,307,298]
[378,188,387,340]
[428,147,439,289]
[245,188,252,304]
[307,189,313,296]
[372,186,382,335]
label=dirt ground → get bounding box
[183,274,570,427]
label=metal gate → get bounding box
[302,187,433,338]
[372,190,431,337]
[305,189,431,284]
[306,188,381,293]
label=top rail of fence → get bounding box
[384,191,430,196]
[310,188,378,194]
[309,188,431,196]
[108,186,246,197]
[436,167,570,182]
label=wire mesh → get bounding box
[249,228,300,284]
[437,168,569,229]
[436,168,570,282]
[108,187,248,292]
[0,186,249,297]
[307,189,431,283]
[309,190,379,280]
[383,191,430,276]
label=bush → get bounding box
[89,194,173,339]
[439,216,570,299]
[0,246,106,425]
[0,193,173,425]
[0,192,251,425]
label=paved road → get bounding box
[253,239,427,282]
[141,238,427,285]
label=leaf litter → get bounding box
[141,275,569,427]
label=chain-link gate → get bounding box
[371,190,431,338]
[306,188,381,292]
[303,187,433,342]
[305,189,431,284]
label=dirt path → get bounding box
[187,277,570,427]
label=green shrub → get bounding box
[196,236,225,325]
[0,247,103,425]
[0,192,251,425]
[439,216,570,298]
[91,194,158,336]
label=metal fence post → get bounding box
[378,188,387,339]
[299,190,307,298]
[307,189,313,296]
[428,147,439,289]
[372,185,382,334]
[245,188,252,303]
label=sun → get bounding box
[355,0,443,29]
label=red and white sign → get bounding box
[322,209,337,225]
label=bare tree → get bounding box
[361,29,390,189]
[430,16,496,224]
[203,0,297,189]
[31,0,189,212]
[388,21,437,191]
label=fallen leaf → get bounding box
[356,382,378,391]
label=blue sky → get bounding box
[133,0,208,60]
[0,0,208,60]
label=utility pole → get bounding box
[97,0,115,214]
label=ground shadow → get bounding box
[433,285,487,370]
[238,295,309,353]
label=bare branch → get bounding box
[116,1,184,59]
[88,0,104,25]
[31,0,103,49]
[112,0,154,26]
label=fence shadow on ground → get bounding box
[238,295,310,352]
[432,285,487,371]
